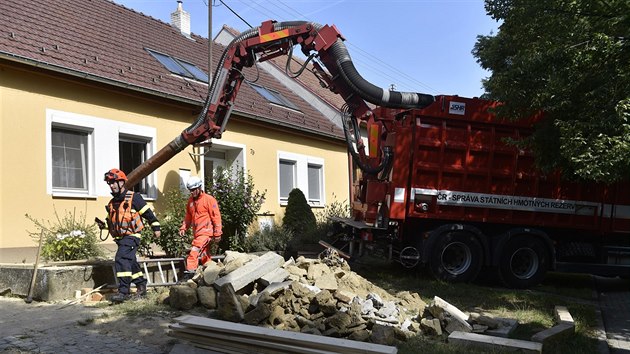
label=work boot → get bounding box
[134,283,147,299]
[110,292,130,304]
[179,270,196,283]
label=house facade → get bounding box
[0,0,350,262]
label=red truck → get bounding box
[337,95,630,288]
[125,20,630,288]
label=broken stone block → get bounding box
[531,323,575,344]
[469,313,501,329]
[244,302,272,325]
[169,285,198,310]
[314,272,338,291]
[196,286,217,309]
[421,318,443,336]
[202,261,222,285]
[216,283,244,323]
[285,265,307,278]
[554,305,574,326]
[485,318,519,338]
[333,289,355,303]
[259,267,289,287]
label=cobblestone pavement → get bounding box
[2,276,629,354]
[596,276,630,354]
[0,297,173,354]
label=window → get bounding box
[250,84,301,111]
[278,152,325,206]
[51,127,89,193]
[279,160,296,202]
[146,48,209,82]
[47,109,157,199]
[307,163,323,204]
[119,137,149,195]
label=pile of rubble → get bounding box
[166,251,517,346]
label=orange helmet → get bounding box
[104,168,127,183]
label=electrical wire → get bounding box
[218,0,436,93]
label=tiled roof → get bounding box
[0,0,343,139]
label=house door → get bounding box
[204,149,227,185]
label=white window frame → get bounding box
[277,151,325,207]
[307,163,324,206]
[50,125,93,196]
[46,109,157,199]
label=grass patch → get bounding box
[352,256,600,354]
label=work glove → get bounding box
[94,217,106,230]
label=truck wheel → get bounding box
[429,231,483,283]
[498,236,549,289]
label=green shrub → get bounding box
[207,166,266,252]
[282,188,317,237]
[282,195,352,258]
[140,188,191,257]
[26,207,104,262]
[244,225,293,253]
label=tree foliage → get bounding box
[140,188,191,257]
[207,166,266,252]
[282,188,317,236]
[473,0,630,183]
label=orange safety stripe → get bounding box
[260,29,289,43]
[107,191,144,238]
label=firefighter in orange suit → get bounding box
[179,176,222,278]
[103,169,161,303]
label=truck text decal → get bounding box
[448,101,466,115]
[414,188,599,216]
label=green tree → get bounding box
[282,188,317,236]
[140,188,191,257]
[207,166,266,252]
[473,0,630,183]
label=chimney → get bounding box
[171,1,191,38]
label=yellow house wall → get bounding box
[220,119,350,223]
[0,64,349,262]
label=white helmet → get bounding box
[186,176,203,190]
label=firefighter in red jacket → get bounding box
[179,176,222,278]
[103,169,161,303]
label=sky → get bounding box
[112,0,499,98]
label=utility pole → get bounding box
[208,0,213,95]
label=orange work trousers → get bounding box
[185,236,220,271]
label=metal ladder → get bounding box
[139,257,185,286]
[110,255,225,288]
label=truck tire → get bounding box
[498,236,549,289]
[429,231,483,283]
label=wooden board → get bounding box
[170,324,334,354]
[174,315,397,354]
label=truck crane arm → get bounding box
[124,20,434,194]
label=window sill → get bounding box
[52,192,98,199]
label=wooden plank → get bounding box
[213,251,284,291]
[449,331,542,353]
[170,324,334,354]
[318,240,351,259]
[174,315,397,354]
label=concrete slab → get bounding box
[214,252,284,292]
[531,323,575,344]
[484,318,518,338]
[448,331,542,353]
[554,305,574,326]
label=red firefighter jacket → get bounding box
[180,192,222,238]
